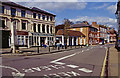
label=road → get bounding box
[1,44,114,77]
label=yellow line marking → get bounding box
[101,48,108,77]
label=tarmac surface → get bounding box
[0,44,116,77]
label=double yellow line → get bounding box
[101,48,108,77]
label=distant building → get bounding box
[92,22,107,44]
[70,22,98,45]
[56,29,85,46]
[0,1,56,48]
[107,27,117,43]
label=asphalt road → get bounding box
[1,44,114,77]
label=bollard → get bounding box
[58,46,60,50]
[49,47,50,52]
[37,47,39,53]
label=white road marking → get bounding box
[50,53,76,64]
[66,65,79,68]
[0,65,25,78]
[78,68,92,73]
[51,62,65,65]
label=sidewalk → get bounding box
[1,46,83,56]
[109,46,119,77]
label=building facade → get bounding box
[56,30,85,46]
[0,1,56,48]
[92,22,107,44]
[70,23,98,45]
[107,27,117,43]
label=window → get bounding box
[80,28,83,32]
[42,15,45,20]
[73,28,76,31]
[33,13,36,18]
[47,16,49,21]
[22,22,26,30]
[33,23,36,32]
[21,10,25,17]
[2,6,4,14]
[51,26,52,34]
[0,20,5,28]
[38,14,41,19]
[50,16,52,21]
[42,24,45,33]
[38,24,40,33]
[47,25,49,33]
[11,8,16,16]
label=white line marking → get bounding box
[50,53,76,63]
[78,68,92,73]
[66,65,79,68]
[51,62,65,65]
[0,65,25,77]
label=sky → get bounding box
[9,0,118,30]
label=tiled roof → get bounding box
[56,29,85,37]
[107,29,117,34]
[71,23,91,28]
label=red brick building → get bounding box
[92,22,107,44]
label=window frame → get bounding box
[21,10,26,17]
[11,8,16,16]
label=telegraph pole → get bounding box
[11,16,17,53]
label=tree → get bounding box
[63,18,71,47]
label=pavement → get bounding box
[0,46,83,56]
[109,46,119,77]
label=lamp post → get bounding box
[11,16,17,53]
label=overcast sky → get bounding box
[9,0,118,30]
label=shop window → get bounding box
[0,20,5,28]
[42,24,45,33]
[21,10,25,17]
[22,22,26,30]
[11,8,16,16]
[34,23,36,32]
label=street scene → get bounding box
[0,0,120,78]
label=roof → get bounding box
[56,29,85,37]
[1,0,55,16]
[107,29,117,34]
[31,7,56,16]
[71,23,98,29]
[71,23,90,28]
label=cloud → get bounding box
[91,3,109,9]
[17,2,87,12]
[69,16,117,30]
[107,3,117,13]
[10,0,117,2]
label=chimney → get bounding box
[92,22,97,25]
[84,21,88,25]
